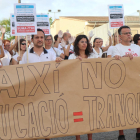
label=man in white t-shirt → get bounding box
[113,25,140,140]
[58,32,74,52]
[113,26,140,59]
[21,29,62,64]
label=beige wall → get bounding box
[50,17,93,37]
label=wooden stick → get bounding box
[18,36,20,56]
[117,29,119,44]
[26,35,29,63]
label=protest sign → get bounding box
[10,14,15,36]
[108,5,124,28]
[36,14,50,35]
[0,57,140,139]
[14,3,37,36]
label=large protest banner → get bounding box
[0,57,140,139]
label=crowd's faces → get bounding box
[45,36,53,47]
[94,39,101,48]
[32,31,44,48]
[4,41,10,51]
[78,38,87,51]
[119,28,131,43]
[20,41,26,51]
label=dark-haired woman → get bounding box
[92,38,103,58]
[69,35,96,60]
[133,34,140,46]
[12,38,26,65]
[69,35,96,140]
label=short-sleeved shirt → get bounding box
[112,43,140,57]
[68,53,97,59]
[1,49,11,66]
[46,47,63,57]
[12,52,19,62]
[107,46,114,57]
[21,47,56,64]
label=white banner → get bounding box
[36,14,50,35]
[108,5,124,29]
[14,3,37,36]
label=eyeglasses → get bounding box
[45,39,52,41]
[121,32,132,35]
[21,43,26,45]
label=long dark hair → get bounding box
[74,35,92,57]
[133,34,140,45]
[15,38,26,52]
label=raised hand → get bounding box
[68,36,75,45]
[58,30,63,38]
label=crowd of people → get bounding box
[0,25,140,140]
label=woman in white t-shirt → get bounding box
[92,38,103,58]
[69,35,96,140]
[45,35,65,59]
[69,35,96,60]
[12,39,26,65]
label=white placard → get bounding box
[14,3,37,36]
[36,14,50,35]
[10,14,15,36]
[108,5,124,29]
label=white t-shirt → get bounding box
[112,43,140,57]
[46,47,63,57]
[92,48,103,58]
[1,49,11,66]
[68,53,97,59]
[58,43,74,53]
[12,52,19,62]
[107,46,114,57]
[21,47,56,64]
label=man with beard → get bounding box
[21,29,62,64]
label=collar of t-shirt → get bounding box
[29,47,48,55]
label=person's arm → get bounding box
[9,36,18,55]
[102,36,112,52]
[54,30,63,48]
[0,60,3,68]
[54,37,61,48]
[88,31,94,42]
[1,33,5,43]
[0,45,5,58]
[11,58,18,65]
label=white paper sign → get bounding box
[14,3,37,36]
[10,14,15,36]
[36,14,50,35]
[108,5,124,29]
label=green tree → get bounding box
[49,17,53,25]
[0,18,15,41]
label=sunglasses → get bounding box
[21,43,26,45]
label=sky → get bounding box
[0,0,139,21]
